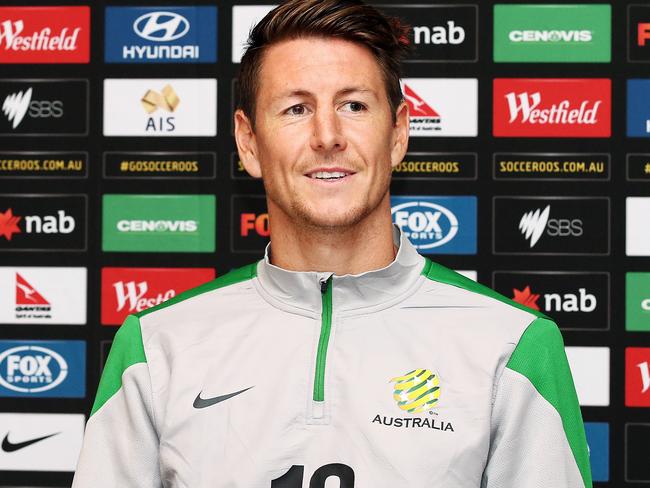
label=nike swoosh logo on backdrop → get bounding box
[193,386,254,409]
[1,432,59,452]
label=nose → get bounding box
[309,106,347,154]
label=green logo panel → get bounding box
[102,194,215,252]
[627,273,650,332]
[494,4,611,62]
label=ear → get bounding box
[390,100,409,169]
[234,108,262,178]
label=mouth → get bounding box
[305,168,356,182]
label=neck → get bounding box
[267,196,396,276]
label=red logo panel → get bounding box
[626,347,650,407]
[493,79,611,138]
[0,6,90,63]
[101,268,215,326]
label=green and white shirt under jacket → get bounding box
[72,229,592,488]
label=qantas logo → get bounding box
[113,281,175,313]
[403,84,439,118]
[505,91,601,125]
[15,273,49,305]
[519,205,550,247]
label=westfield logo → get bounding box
[505,91,601,125]
[0,20,80,52]
[493,79,610,137]
[113,280,175,313]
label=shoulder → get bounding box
[417,258,551,343]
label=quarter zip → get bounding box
[313,276,333,403]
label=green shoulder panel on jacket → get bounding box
[136,261,258,319]
[91,262,259,417]
[91,314,147,417]
[507,317,592,488]
[421,258,548,319]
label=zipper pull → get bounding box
[320,278,329,294]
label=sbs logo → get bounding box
[0,346,67,393]
[392,201,458,250]
[133,12,190,42]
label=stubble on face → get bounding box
[252,37,400,234]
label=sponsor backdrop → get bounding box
[0,0,648,486]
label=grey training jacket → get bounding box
[72,228,592,488]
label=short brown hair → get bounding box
[238,0,410,128]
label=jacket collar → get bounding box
[255,225,426,315]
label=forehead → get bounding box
[256,37,385,101]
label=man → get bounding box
[73,1,592,487]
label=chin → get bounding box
[294,202,370,230]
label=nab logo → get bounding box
[626,348,650,407]
[0,208,75,238]
[391,196,476,254]
[2,87,63,129]
[413,21,464,45]
[141,84,178,133]
[519,205,582,248]
[241,213,269,237]
[513,286,596,313]
[134,12,189,42]
[0,207,75,240]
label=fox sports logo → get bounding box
[0,346,68,393]
[391,201,459,250]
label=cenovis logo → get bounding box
[392,200,458,250]
[0,345,67,393]
[133,11,189,42]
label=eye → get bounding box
[342,101,367,112]
[286,104,307,116]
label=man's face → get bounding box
[235,37,409,231]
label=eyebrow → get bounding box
[271,86,376,102]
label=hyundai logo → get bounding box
[133,11,190,42]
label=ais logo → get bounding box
[391,196,476,254]
[103,78,216,136]
[101,267,215,325]
[105,6,217,63]
[0,341,85,398]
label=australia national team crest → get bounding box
[372,368,455,432]
[391,368,440,413]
